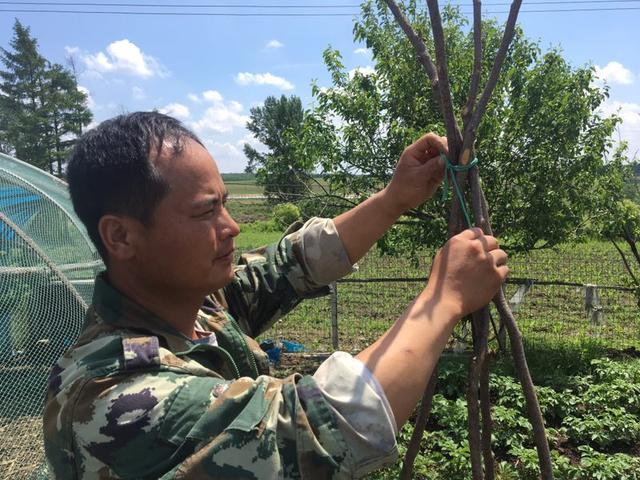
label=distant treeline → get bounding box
[221,173,256,182]
[222,173,325,183]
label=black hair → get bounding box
[66,111,202,260]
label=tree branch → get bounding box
[494,292,554,478]
[609,237,640,287]
[383,0,439,89]
[425,0,463,155]
[470,167,487,230]
[400,367,439,480]
[461,0,523,166]
[463,0,483,130]
[479,310,495,480]
[467,311,486,480]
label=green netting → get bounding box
[0,153,103,479]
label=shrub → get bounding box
[272,203,301,230]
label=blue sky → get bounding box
[1,2,639,172]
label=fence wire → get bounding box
[268,246,640,354]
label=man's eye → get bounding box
[199,208,216,217]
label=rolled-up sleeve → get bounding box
[313,352,398,477]
[286,218,357,292]
[223,217,356,337]
[67,368,396,479]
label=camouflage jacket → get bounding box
[43,218,398,479]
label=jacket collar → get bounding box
[88,271,197,352]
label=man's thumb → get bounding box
[421,155,445,177]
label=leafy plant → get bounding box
[272,203,301,230]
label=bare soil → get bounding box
[0,416,44,479]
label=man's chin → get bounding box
[205,268,235,293]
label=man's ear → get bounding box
[97,215,142,261]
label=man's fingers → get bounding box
[458,228,484,240]
[410,133,448,160]
[490,249,508,267]
[421,154,445,177]
[476,235,499,252]
[496,265,510,281]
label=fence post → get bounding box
[508,279,533,313]
[584,284,604,326]
[330,282,339,350]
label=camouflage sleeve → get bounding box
[313,352,399,477]
[66,367,395,479]
[224,217,356,337]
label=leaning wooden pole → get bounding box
[384,0,554,478]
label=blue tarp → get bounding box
[0,186,41,240]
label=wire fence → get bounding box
[265,244,640,354]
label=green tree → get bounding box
[244,94,311,202]
[42,63,93,175]
[0,19,92,175]
[296,0,625,253]
[0,19,48,168]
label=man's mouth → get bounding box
[216,248,235,260]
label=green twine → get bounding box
[440,153,478,229]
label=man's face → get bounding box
[132,138,240,297]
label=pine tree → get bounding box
[0,19,92,175]
[42,63,92,175]
[0,19,48,168]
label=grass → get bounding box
[222,176,332,198]
[226,199,273,224]
[236,220,640,354]
[224,180,265,196]
[235,222,282,252]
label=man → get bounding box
[43,112,507,479]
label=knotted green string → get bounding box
[440,153,478,229]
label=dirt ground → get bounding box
[272,353,328,377]
[0,416,44,479]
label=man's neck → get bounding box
[106,268,203,340]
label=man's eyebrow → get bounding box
[192,191,229,209]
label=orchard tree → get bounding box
[296,1,624,254]
[244,94,312,202]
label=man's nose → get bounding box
[220,207,240,238]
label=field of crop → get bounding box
[222,174,331,198]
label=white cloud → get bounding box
[348,66,376,79]
[85,120,99,131]
[235,72,294,91]
[266,40,284,49]
[203,134,267,172]
[187,92,201,103]
[132,86,146,100]
[594,61,634,85]
[600,99,640,159]
[204,141,246,171]
[83,39,168,78]
[202,89,224,103]
[65,46,80,57]
[238,132,266,153]
[159,102,190,120]
[77,85,94,108]
[354,48,371,56]
[190,94,248,135]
